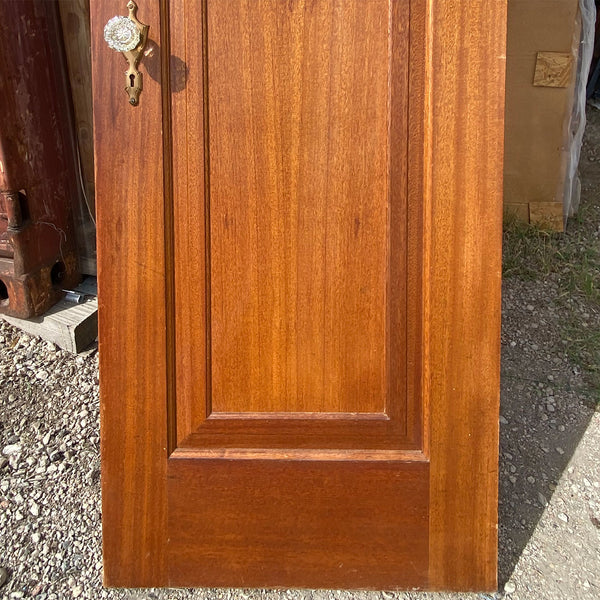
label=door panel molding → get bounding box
[171,447,428,462]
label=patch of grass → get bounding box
[502,215,564,280]
[563,317,600,392]
[503,202,600,398]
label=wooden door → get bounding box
[91,0,506,591]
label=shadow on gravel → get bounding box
[498,105,600,586]
[498,353,596,585]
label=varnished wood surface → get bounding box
[172,0,417,446]
[170,0,208,446]
[208,0,392,414]
[94,0,505,590]
[426,0,506,590]
[91,0,168,587]
[167,457,429,589]
[180,414,418,450]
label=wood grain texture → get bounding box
[95,0,505,589]
[533,52,573,88]
[172,0,418,446]
[170,0,208,446]
[208,0,391,414]
[167,457,429,589]
[59,0,95,214]
[426,0,506,590]
[91,0,168,586]
[180,413,418,450]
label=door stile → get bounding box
[426,0,505,590]
[92,0,171,587]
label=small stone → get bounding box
[547,375,554,381]
[2,444,21,456]
[499,415,508,425]
[547,404,555,412]
[36,369,49,380]
[509,475,517,484]
[31,532,40,543]
[556,447,564,455]
[558,512,569,523]
[49,450,63,463]
[29,502,39,516]
[71,586,82,598]
[504,581,516,594]
[527,476,535,484]
[538,492,548,507]
[526,304,534,311]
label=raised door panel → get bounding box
[173,0,419,452]
[208,0,392,416]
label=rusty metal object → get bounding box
[0,1,81,318]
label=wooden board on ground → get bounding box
[1,277,97,353]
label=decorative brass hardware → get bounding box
[103,1,149,106]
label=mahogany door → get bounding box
[91,0,506,590]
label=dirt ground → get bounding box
[1,110,600,599]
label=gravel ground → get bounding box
[1,122,600,600]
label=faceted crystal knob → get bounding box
[103,16,141,53]
[103,2,149,106]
